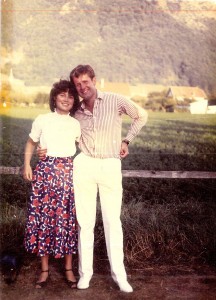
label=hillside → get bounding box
[1,0,216,96]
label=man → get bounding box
[70,65,148,292]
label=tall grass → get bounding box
[1,109,216,268]
[93,178,216,267]
[0,201,26,252]
[122,197,215,266]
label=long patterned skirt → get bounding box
[24,156,78,258]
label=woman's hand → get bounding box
[23,164,33,181]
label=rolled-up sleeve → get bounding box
[118,97,148,142]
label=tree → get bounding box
[162,97,176,112]
[0,82,12,103]
[34,92,49,105]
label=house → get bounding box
[167,86,208,114]
[96,81,167,100]
[207,106,216,114]
[207,99,216,114]
[129,84,166,98]
[190,100,208,114]
[96,79,131,98]
[166,86,207,101]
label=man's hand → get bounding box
[37,145,47,160]
[120,141,129,158]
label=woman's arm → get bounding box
[23,137,38,181]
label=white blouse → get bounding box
[29,112,81,157]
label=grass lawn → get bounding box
[1,108,216,267]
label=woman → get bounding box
[23,79,80,289]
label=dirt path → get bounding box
[1,258,216,300]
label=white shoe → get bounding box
[77,277,90,289]
[118,281,133,293]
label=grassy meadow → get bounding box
[1,107,216,268]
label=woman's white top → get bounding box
[29,111,81,157]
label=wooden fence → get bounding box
[1,166,216,178]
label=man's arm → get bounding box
[118,97,148,158]
[120,97,148,143]
[36,145,47,160]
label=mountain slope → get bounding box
[1,0,216,96]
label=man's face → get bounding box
[72,73,96,101]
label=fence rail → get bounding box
[1,166,216,178]
[122,170,216,179]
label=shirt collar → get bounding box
[80,89,103,110]
[96,90,104,100]
[54,110,70,117]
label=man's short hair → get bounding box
[70,65,95,80]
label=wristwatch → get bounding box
[122,139,130,145]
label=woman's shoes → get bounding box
[35,270,49,289]
[65,269,77,289]
[35,269,77,289]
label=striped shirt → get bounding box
[74,90,148,159]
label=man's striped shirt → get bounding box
[74,90,148,159]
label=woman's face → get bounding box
[55,90,74,114]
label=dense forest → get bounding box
[1,0,216,96]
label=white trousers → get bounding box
[73,153,127,282]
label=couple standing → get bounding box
[23,65,148,293]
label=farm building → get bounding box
[167,86,208,114]
[207,105,216,114]
[166,86,207,101]
[96,80,131,98]
[207,99,216,114]
[129,84,166,98]
[190,100,208,114]
[96,81,167,100]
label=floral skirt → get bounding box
[24,156,78,258]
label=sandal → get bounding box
[35,270,49,289]
[65,269,77,289]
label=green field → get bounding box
[1,108,216,170]
[1,108,216,267]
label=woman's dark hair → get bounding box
[70,64,95,81]
[49,79,80,115]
